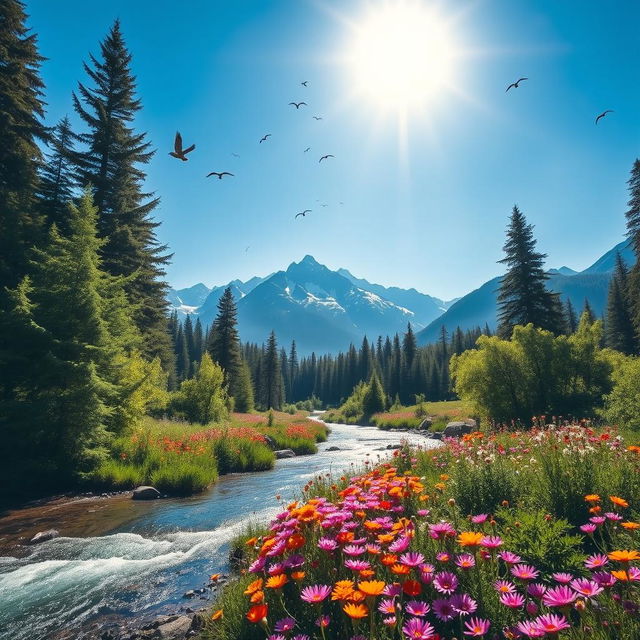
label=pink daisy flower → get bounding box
[471,514,489,524]
[436,551,450,562]
[592,571,617,587]
[343,544,366,556]
[551,572,573,584]
[402,618,435,640]
[542,585,577,607]
[585,553,609,569]
[400,552,425,567]
[378,598,397,615]
[432,598,455,622]
[499,592,525,608]
[526,583,547,599]
[499,551,522,564]
[300,585,332,603]
[463,617,490,637]
[511,564,540,581]
[494,580,516,594]
[389,536,411,553]
[451,593,477,616]
[534,613,571,633]
[405,600,430,617]
[515,620,545,638]
[429,521,456,539]
[481,535,503,548]
[382,616,396,626]
[580,524,597,534]
[317,538,338,552]
[455,554,476,569]
[570,578,603,598]
[433,571,459,594]
[344,559,370,571]
[274,617,296,633]
[383,583,402,597]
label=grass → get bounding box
[200,423,640,640]
[88,411,327,496]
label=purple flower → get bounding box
[433,571,459,594]
[580,523,597,534]
[401,617,435,640]
[605,512,623,521]
[429,521,456,539]
[344,559,370,571]
[343,544,366,556]
[400,551,425,567]
[463,617,490,637]
[405,600,430,617]
[494,579,516,594]
[389,536,411,553]
[570,578,603,598]
[382,616,397,626]
[435,551,450,562]
[378,598,397,615]
[589,516,606,524]
[592,571,617,587]
[551,572,573,584]
[471,513,488,524]
[383,583,402,597]
[432,598,455,622]
[248,556,266,573]
[481,535,503,548]
[515,620,545,638]
[315,615,330,628]
[451,593,477,615]
[534,613,571,633]
[585,553,608,569]
[274,617,296,633]
[499,551,522,564]
[300,584,331,603]
[268,562,286,575]
[455,554,476,569]
[526,582,547,599]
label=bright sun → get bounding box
[347,1,457,112]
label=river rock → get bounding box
[326,446,341,451]
[183,590,196,599]
[29,529,59,544]
[275,449,296,459]
[386,444,402,450]
[443,420,476,438]
[132,486,161,500]
[428,432,443,440]
[418,418,432,430]
[152,615,192,639]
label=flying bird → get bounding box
[231,153,240,158]
[506,77,528,92]
[313,116,323,120]
[319,154,334,163]
[259,134,271,143]
[595,109,614,124]
[295,209,312,219]
[206,171,234,180]
[301,81,308,87]
[245,246,250,253]
[289,102,307,109]
[304,147,311,153]
[169,132,195,161]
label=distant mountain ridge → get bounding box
[168,240,633,353]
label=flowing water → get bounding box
[0,419,439,639]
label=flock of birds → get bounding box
[168,76,615,225]
[168,80,336,222]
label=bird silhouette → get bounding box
[206,171,234,180]
[231,153,240,158]
[301,81,308,87]
[595,110,614,124]
[289,102,307,109]
[313,116,323,120]
[319,154,334,163]
[321,204,328,208]
[169,132,195,161]
[259,134,271,143]
[295,209,312,219]
[506,77,528,92]
[304,147,311,153]
[245,246,250,253]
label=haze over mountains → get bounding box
[169,241,633,354]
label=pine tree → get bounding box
[72,20,172,366]
[175,324,190,382]
[582,298,595,325]
[362,371,386,416]
[262,331,283,410]
[208,287,244,400]
[289,340,299,398]
[0,0,47,300]
[564,299,578,334]
[38,115,77,232]
[234,360,255,413]
[625,159,640,337]
[605,253,636,354]
[497,205,563,337]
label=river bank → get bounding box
[0,419,441,640]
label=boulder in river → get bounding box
[275,449,296,459]
[153,615,192,638]
[443,420,476,438]
[29,529,59,544]
[326,446,341,451]
[418,418,432,430]
[132,486,161,500]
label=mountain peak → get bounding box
[300,254,319,266]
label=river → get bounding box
[0,419,440,639]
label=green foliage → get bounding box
[212,438,274,474]
[362,371,386,416]
[451,319,615,422]
[171,353,230,424]
[150,462,216,495]
[496,508,585,574]
[602,354,640,429]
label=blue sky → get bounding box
[28,0,640,299]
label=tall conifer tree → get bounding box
[605,253,636,354]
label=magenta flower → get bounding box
[315,615,330,628]
[400,552,425,567]
[511,564,540,581]
[435,551,450,562]
[481,535,503,548]
[589,516,606,524]
[455,554,476,569]
[526,583,547,599]
[300,585,332,603]
[592,571,617,587]
[542,585,577,607]
[570,578,603,598]
[551,572,573,584]
[534,613,571,633]
[405,600,430,617]
[585,553,608,569]
[627,566,640,582]
[450,593,477,615]
[343,544,366,556]
[292,635,310,640]
[378,598,397,614]
[382,616,396,626]
[317,537,338,552]
[463,617,490,637]
[344,559,370,571]
[268,562,286,575]
[526,601,539,616]
[389,536,411,553]
[515,620,545,638]
[383,583,402,597]
[249,556,266,573]
[499,551,522,564]
[432,598,455,622]
[605,512,623,521]
[417,509,430,517]
[401,617,435,639]
[499,592,525,608]
[267,635,286,640]
[433,571,459,594]
[429,521,456,539]
[494,579,516,594]
[274,617,296,633]
[471,513,489,524]
[580,523,597,534]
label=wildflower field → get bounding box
[204,425,640,639]
[89,412,327,495]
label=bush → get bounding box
[212,438,274,474]
[150,460,216,495]
[602,353,640,429]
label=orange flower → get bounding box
[250,590,264,603]
[434,482,446,491]
[343,603,368,619]
[391,563,410,575]
[244,578,263,595]
[363,520,382,531]
[290,571,306,580]
[332,581,355,601]
[621,522,640,530]
[286,533,306,550]
[608,550,640,563]
[627,445,640,453]
[246,603,268,623]
[584,494,600,503]
[610,496,629,508]
[380,553,398,566]
[612,570,633,581]
[402,580,422,596]
[210,609,223,621]
[457,531,484,547]
[349,590,366,603]
[209,573,221,582]
[337,531,355,544]
[589,506,602,514]
[265,574,288,589]
[377,533,396,544]
[359,569,375,578]
[358,580,386,596]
